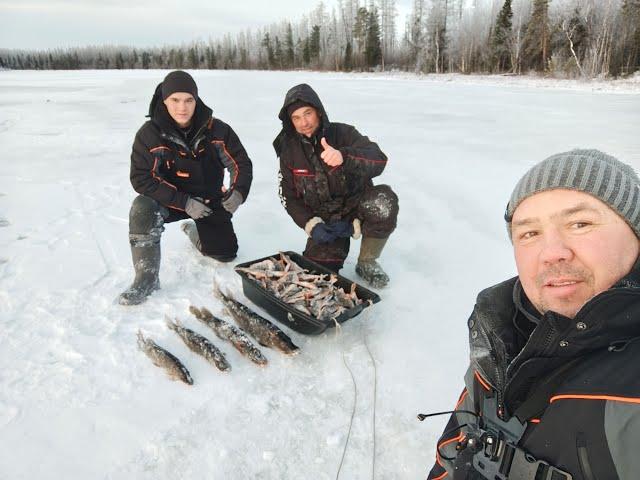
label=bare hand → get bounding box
[320,137,343,167]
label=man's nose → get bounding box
[539,228,574,265]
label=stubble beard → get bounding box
[534,264,594,319]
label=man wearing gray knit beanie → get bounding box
[427,149,640,479]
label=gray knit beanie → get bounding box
[505,149,640,238]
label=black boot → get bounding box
[118,244,161,305]
[355,237,389,288]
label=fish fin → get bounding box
[165,315,177,330]
[212,277,222,299]
[136,330,146,349]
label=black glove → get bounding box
[185,197,213,219]
[328,220,353,238]
[311,222,338,244]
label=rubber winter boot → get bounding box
[355,237,390,288]
[118,244,161,305]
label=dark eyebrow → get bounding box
[512,202,602,228]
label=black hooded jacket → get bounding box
[129,83,252,212]
[427,263,640,480]
[273,84,388,229]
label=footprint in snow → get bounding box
[0,218,9,227]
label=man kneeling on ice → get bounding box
[273,83,399,288]
[426,149,640,479]
[119,71,253,305]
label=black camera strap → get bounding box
[469,397,573,480]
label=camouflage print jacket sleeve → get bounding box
[130,123,190,211]
[334,123,388,180]
[278,156,316,230]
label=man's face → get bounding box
[290,106,320,138]
[163,92,196,128]
[512,189,640,318]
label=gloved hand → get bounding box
[185,196,213,219]
[222,190,243,214]
[311,222,338,244]
[328,220,353,238]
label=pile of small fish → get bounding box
[236,252,363,321]
[137,286,300,385]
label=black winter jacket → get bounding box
[273,84,387,229]
[130,84,252,212]
[427,264,640,480]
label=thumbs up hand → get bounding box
[320,137,344,167]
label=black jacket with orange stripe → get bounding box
[427,263,640,479]
[130,83,252,212]
[273,83,388,229]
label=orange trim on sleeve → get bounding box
[455,389,469,410]
[550,394,640,405]
[149,146,171,153]
[529,418,541,424]
[474,371,492,392]
[432,471,448,480]
[211,140,239,187]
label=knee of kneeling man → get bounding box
[361,186,399,220]
[129,195,165,232]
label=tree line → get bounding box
[1,0,638,78]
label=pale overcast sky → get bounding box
[0,0,412,51]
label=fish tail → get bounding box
[165,316,179,331]
[136,330,147,350]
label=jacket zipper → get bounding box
[482,331,507,419]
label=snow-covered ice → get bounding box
[0,70,639,479]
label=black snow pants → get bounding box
[303,184,398,271]
[128,195,238,259]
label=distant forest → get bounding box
[1,0,639,78]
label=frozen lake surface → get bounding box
[0,69,639,479]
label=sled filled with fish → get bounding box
[234,251,380,335]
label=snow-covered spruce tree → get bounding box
[353,6,369,69]
[491,0,513,72]
[522,0,551,72]
[285,23,295,69]
[365,2,383,69]
[618,0,640,75]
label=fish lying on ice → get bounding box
[166,317,231,372]
[214,285,300,355]
[189,305,268,366]
[137,330,193,385]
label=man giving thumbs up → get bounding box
[273,83,399,288]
